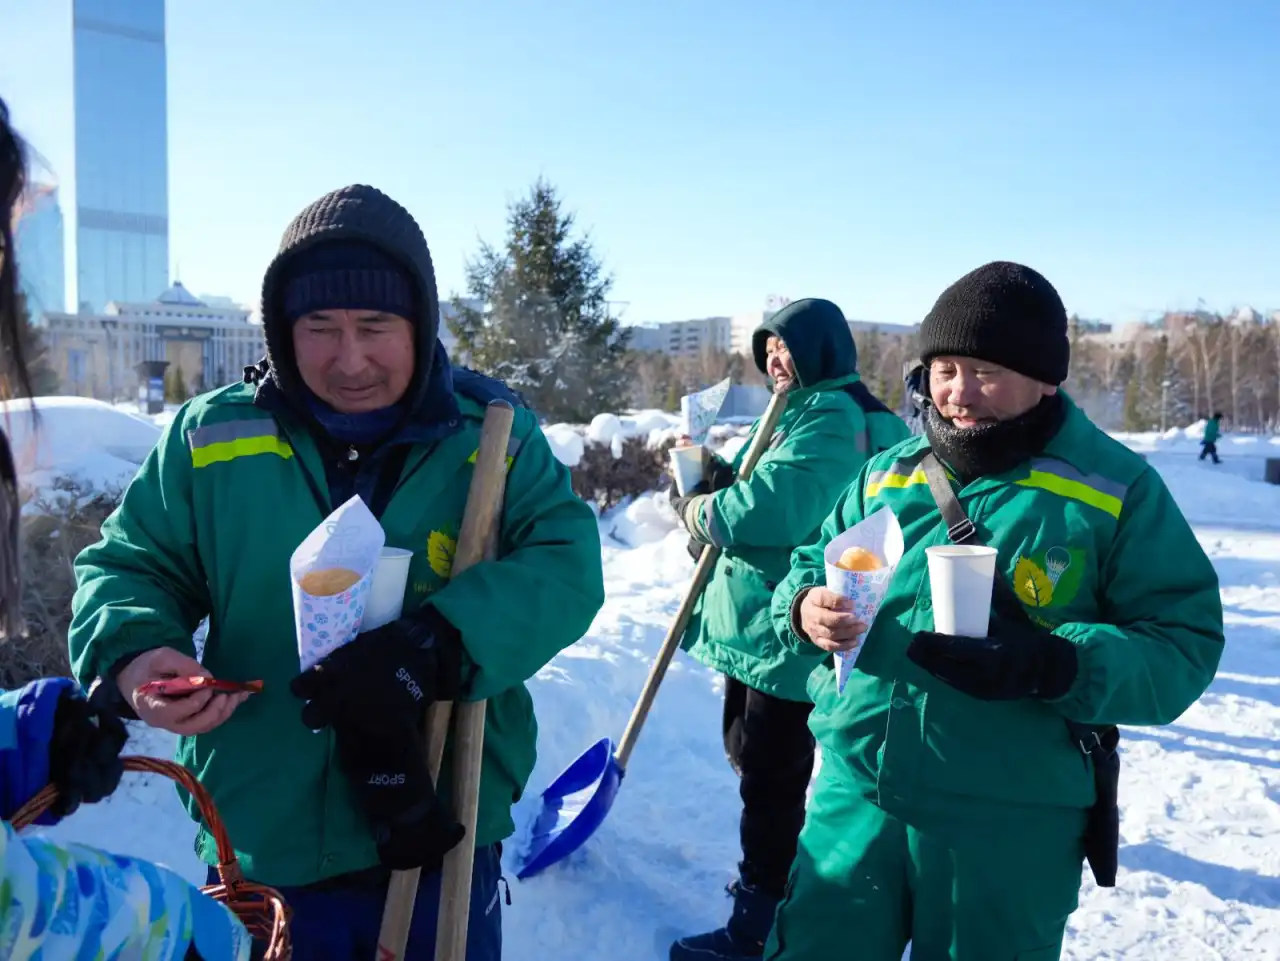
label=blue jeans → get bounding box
[207,845,505,960]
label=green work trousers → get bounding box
[764,760,1088,960]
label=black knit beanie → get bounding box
[279,239,417,324]
[918,261,1070,385]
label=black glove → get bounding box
[47,689,129,818]
[290,605,465,732]
[704,455,736,493]
[905,619,1078,701]
[332,715,466,872]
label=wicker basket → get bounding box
[9,755,293,959]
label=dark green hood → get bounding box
[752,298,858,388]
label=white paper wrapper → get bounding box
[679,376,732,446]
[291,494,387,671]
[823,507,905,693]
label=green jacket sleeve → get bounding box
[1047,468,1224,726]
[68,405,210,686]
[769,473,869,654]
[704,396,868,550]
[428,412,605,702]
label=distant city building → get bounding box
[629,309,911,359]
[38,282,264,401]
[14,183,66,315]
[72,0,171,312]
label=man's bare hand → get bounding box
[799,588,868,653]
[116,647,250,736]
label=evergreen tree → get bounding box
[164,365,188,404]
[449,178,631,421]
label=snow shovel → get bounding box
[375,398,515,961]
[514,390,790,880]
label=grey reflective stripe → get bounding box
[1027,458,1128,503]
[856,428,869,454]
[705,498,728,548]
[186,419,282,450]
[865,451,929,492]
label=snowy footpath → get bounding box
[27,441,1280,960]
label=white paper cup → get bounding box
[363,547,414,631]
[926,545,998,637]
[669,445,704,497]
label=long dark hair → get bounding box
[0,95,32,636]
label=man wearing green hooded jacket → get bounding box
[767,262,1224,960]
[67,184,605,959]
[667,298,908,960]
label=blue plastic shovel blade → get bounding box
[514,736,625,880]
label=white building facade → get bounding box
[38,281,265,401]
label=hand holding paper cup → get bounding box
[291,494,387,672]
[925,545,998,637]
[822,508,905,693]
[668,443,706,497]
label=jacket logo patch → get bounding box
[427,530,457,579]
[1012,546,1083,611]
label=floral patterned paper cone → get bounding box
[290,494,387,672]
[823,507,905,693]
[679,376,733,446]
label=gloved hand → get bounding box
[0,678,128,823]
[47,686,129,819]
[905,619,1078,701]
[671,455,736,562]
[333,714,466,872]
[290,605,465,732]
[703,454,736,493]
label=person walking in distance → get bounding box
[1199,412,1222,464]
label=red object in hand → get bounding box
[136,676,264,698]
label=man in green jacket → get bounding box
[667,298,908,960]
[767,262,1224,960]
[67,184,605,959]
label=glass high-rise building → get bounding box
[15,183,67,316]
[72,0,170,313]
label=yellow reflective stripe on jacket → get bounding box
[865,454,930,498]
[465,435,523,469]
[1015,457,1127,518]
[187,420,294,468]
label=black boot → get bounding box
[670,879,780,960]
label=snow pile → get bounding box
[1,397,162,495]
[541,409,751,469]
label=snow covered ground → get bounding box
[13,397,1280,958]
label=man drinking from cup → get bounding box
[764,261,1224,961]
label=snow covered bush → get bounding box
[571,434,677,511]
[0,478,122,687]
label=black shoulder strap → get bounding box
[918,451,1118,759]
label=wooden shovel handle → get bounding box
[375,399,515,961]
[613,389,789,770]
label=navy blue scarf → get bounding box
[304,394,405,445]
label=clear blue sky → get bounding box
[3,0,1278,328]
